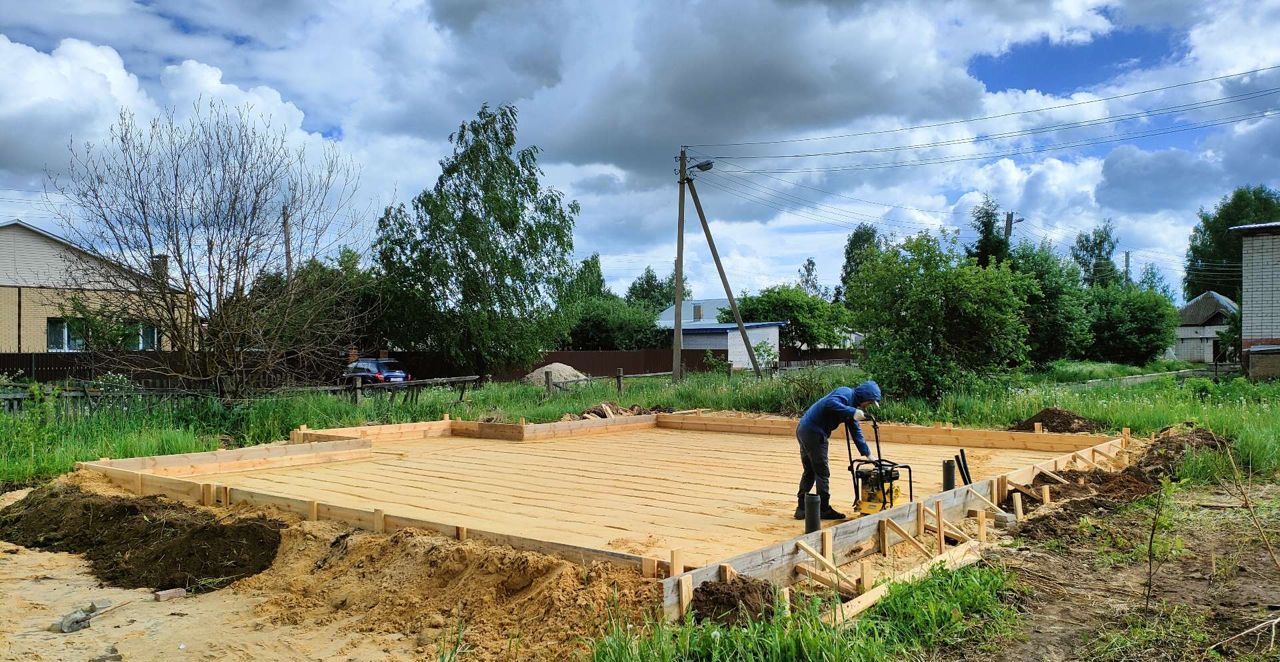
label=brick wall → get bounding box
[1241,233,1280,343]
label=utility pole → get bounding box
[1003,211,1014,241]
[1124,251,1131,284]
[686,179,763,378]
[672,149,687,381]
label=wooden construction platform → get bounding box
[80,413,1128,620]
[202,427,1059,565]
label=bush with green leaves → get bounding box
[723,284,853,351]
[1083,285,1179,365]
[845,233,1033,400]
[562,296,667,350]
[1007,241,1092,364]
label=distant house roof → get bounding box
[675,322,787,334]
[1178,290,1238,327]
[1230,221,1280,236]
[657,298,730,322]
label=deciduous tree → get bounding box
[1071,219,1122,288]
[54,102,361,394]
[375,104,577,375]
[1184,185,1280,302]
[1007,241,1091,364]
[722,284,852,351]
[966,195,1009,267]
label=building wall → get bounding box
[1173,324,1228,363]
[680,332,729,352]
[1250,353,1280,380]
[727,326,781,367]
[1242,233,1280,344]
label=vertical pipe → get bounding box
[942,459,956,491]
[804,494,821,533]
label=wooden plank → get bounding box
[1012,493,1024,520]
[149,448,372,477]
[795,541,861,590]
[934,501,945,553]
[824,542,981,625]
[382,514,456,537]
[719,564,738,582]
[821,529,834,563]
[883,518,932,559]
[794,563,857,597]
[226,488,313,518]
[678,575,693,617]
[976,511,987,543]
[139,474,202,503]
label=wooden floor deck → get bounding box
[210,428,1060,565]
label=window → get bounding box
[46,318,86,352]
[124,320,159,351]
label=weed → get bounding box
[1084,603,1220,661]
[591,563,1022,661]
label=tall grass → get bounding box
[2,366,1276,486]
[591,563,1023,661]
[1020,359,1193,384]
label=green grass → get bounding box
[590,563,1023,661]
[2,366,1277,486]
[1084,604,1222,661]
[1019,359,1194,384]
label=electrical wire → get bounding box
[688,64,1280,147]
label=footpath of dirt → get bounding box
[1010,407,1106,433]
[0,477,283,592]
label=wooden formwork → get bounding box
[78,413,1131,622]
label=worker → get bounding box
[793,381,882,520]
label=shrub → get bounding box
[1083,286,1179,365]
[845,233,1033,400]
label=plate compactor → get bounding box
[846,412,915,515]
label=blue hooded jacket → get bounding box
[797,381,883,456]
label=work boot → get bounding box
[793,495,805,520]
[819,494,846,520]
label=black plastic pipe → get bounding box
[804,494,821,533]
[942,459,956,491]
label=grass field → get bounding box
[2,362,1276,487]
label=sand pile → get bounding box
[523,362,587,385]
[1010,407,1106,433]
[241,522,659,660]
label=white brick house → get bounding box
[1172,291,1237,363]
[1232,221,1280,379]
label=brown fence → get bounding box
[779,348,855,362]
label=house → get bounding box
[1172,290,1237,363]
[1231,221,1280,379]
[0,219,159,353]
[657,298,785,367]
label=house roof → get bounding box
[1230,221,1280,236]
[673,322,787,334]
[658,298,730,321]
[1,218,77,246]
[1178,290,1238,327]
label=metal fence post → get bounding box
[616,367,624,394]
[544,370,553,395]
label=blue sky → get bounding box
[0,1,1277,303]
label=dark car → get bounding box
[343,358,410,384]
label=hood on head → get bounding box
[853,380,881,406]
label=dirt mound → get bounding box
[691,575,776,625]
[559,401,673,421]
[1010,407,1105,433]
[1137,425,1228,475]
[523,362,587,385]
[242,523,659,660]
[0,480,282,591]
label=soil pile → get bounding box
[1018,426,1228,538]
[1009,407,1105,433]
[559,402,673,421]
[242,523,659,660]
[0,480,282,591]
[523,362,587,385]
[691,575,776,625]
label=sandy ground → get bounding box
[0,484,448,661]
[0,536,418,661]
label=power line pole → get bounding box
[671,149,687,381]
[686,179,763,379]
[1124,251,1131,284]
[1003,211,1014,241]
[282,203,293,280]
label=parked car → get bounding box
[342,358,410,384]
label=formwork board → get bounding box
[197,427,1061,565]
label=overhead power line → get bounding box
[729,109,1278,173]
[706,87,1280,160]
[689,63,1280,147]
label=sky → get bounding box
[1,0,1278,303]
